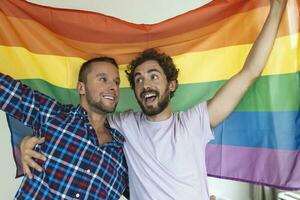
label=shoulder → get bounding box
[108,110,142,125]
[178,101,208,118]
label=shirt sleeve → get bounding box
[107,111,133,137]
[182,101,214,144]
[0,73,61,132]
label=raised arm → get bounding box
[207,0,287,127]
[0,73,61,129]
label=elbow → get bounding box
[239,69,261,86]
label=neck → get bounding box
[87,112,107,132]
[80,101,107,132]
[145,105,172,121]
[81,101,113,145]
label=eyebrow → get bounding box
[96,72,120,80]
[95,73,107,77]
[148,69,161,74]
[134,69,161,78]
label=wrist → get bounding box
[270,0,287,16]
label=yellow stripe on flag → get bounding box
[0,33,298,88]
[174,33,299,84]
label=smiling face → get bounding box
[133,60,176,116]
[78,61,120,114]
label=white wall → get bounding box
[0,111,22,199]
[1,0,255,199]
[27,0,212,24]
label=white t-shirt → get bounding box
[108,102,213,200]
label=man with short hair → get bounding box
[0,57,128,199]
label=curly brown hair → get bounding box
[126,48,179,98]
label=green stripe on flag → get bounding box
[21,72,299,112]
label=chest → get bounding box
[37,115,127,182]
[125,121,204,176]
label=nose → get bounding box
[142,78,151,90]
[108,80,119,91]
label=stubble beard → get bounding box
[86,90,116,114]
[136,87,170,116]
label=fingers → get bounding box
[20,136,38,152]
[22,149,43,171]
[28,149,47,161]
[20,136,46,179]
[21,137,46,161]
[22,154,42,179]
[23,163,33,179]
[28,137,45,147]
[34,137,45,145]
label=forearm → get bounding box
[0,72,56,127]
[0,73,26,118]
[207,0,287,127]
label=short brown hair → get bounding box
[78,57,118,83]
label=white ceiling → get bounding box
[27,0,212,23]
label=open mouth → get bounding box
[103,95,116,101]
[142,91,158,104]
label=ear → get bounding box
[77,81,86,95]
[168,80,176,92]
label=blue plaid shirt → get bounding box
[0,73,128,200]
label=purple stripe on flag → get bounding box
[206,144,300,190]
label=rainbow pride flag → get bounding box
[0,0,299,190]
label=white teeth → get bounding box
[104,96,114,100]
[144,93,156,98]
